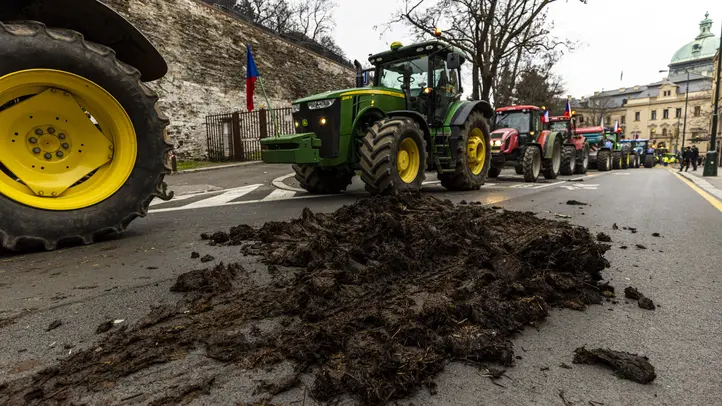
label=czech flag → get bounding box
[542,108,550,123]
[246,45,259,111]
[564,99,572,117]
[613,120,619,133]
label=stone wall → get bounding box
[102,0,355,159]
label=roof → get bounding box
[368,40,466,66]
[575,126,604,134]
[670,13,719,66]
[495,105,540,112]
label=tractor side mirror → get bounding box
[446,53,460,70]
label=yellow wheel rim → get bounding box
[397,137,420,183]
[0,69,136,210]
[467,128,486,175]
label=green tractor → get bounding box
[603,128,632,169]
[261,37,494,194]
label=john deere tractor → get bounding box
[261,36,494,195]
[489,105,566,182]
[1,0,172,251]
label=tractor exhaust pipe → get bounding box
[354,60,364,88]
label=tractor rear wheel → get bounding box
[360,117,426,195]
[621,152,630,169]
[542,136,562,179]
[574,143,589,174]
[293,164,354,194]
[560,145,576,175]
[438,112,490,190]
[643,154,655,168]
[597,150,612,171]
[488,166,501,178]
[612,151,622,170]
[0,22,171,251]
[522,146,541,182]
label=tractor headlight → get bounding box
[291,104,301,114]
[308,99,336,110]
[492,140,503,147]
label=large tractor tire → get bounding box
[643,154,655,168]
[488,166,502,178]
[438,112,490,190]
[542,136,562,179]
[560,145,576,176]
[612,151,623,170]
[0,22,171,251]
[522,146,541,182]
[574,143,590,175]
[597,150,612,171]
[621,152,631,169]
[293,164,354,194]
[360,117,426,195]
[515,165,524,175]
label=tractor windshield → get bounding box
[378,55,429,96]
[494,111,530,133]
[548,121,570,132]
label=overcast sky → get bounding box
[332,0,722,99]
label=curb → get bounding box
[172,161,262,174]
[678,171,722,201]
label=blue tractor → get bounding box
[619,139,654,168]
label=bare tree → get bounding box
[296,0,337,41]
[583,96,616,127]
[392,0,584,101]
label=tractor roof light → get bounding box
[433,27,442,37]
[390,41,403,51]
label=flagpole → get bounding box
[257,76,279,137]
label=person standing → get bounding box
[691,146,699,171]
[679,146,691,172]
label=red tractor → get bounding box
[545,114,590,175]
[489,105,565,182]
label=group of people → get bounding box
[678,146,702,172]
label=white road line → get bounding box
[149,194,196,206]
[533,181,566,189]
[422,180,441,185]
[178,184,262,210]
[149,193,330,214]
[262,189,297,201]
[272,173,306,193]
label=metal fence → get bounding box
[206,108,294,162]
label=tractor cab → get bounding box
[491,106,542,153]
[370,40,465,125]
[546,115,577,140]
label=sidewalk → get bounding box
[678,168,722,201]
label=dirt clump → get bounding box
[0,196,611,405]
[95,320,113,334]
[624,286,656,310]
[573,347,656,383]
[566,200,588,206]
[200,254,215,263]
[596,232,612,242]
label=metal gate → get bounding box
[205,107,294,161]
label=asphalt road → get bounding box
[1,164,721,405]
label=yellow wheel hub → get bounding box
[0,69,136,210]
[467,128,486,175]
[397,137,420,183]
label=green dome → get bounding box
[670,13,719,66]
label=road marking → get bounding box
[149,194,195,206]
[670,170,722,213]
[533,181,566,189]
[422,180,441,185]
[272,173,307,193]
[179,184,262,210]
[150,193,329,214]
[678,171,722,201]
[510,184,535,189]
[613,172,630,175]
[559,183,599,191]
[262,189,297,201]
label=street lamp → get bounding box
[661,69,691,151]
[703,21,722,176]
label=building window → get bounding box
[694,106,701,117]
[579,115,584,123]
[662,128,667,136]
[635,112,640,121]
[651,110,657,120]
[621,115,626,124]
[676,108,682,118]
[663,109,669,119]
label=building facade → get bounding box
[574,13,718,153]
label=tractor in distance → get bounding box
[545,113,590,175]
[261,31,495,195]
[574,126,619,172]
[0,0,172,251]
[619,139,655,168]
[603,127,632,169]
[489,105,565,182]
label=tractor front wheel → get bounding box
[643,154,655,168]
[621,152,630,169]
[542,136,562,179]
[612,151,622,169]
[522,146,541,182]
[293,164,354,194]
[597,150,612,171]
[488,165,501,178]
[360,117,426,195]
[560,145,576,176]
[574,143,589,174]
[0,22,171,251]
[438,112,490,190]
